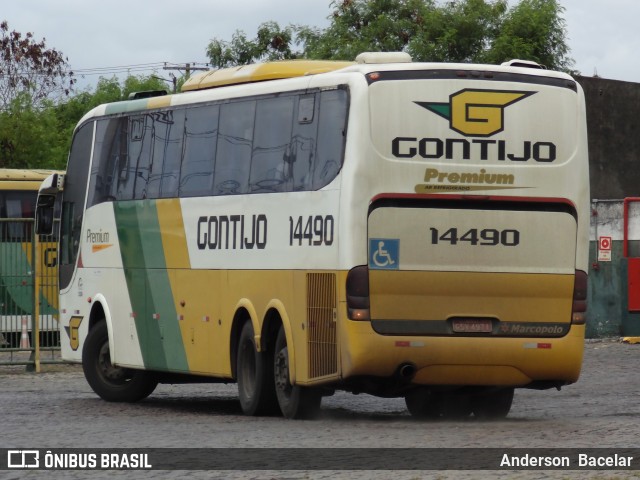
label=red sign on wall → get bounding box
[598,236,612,262]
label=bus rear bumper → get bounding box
[339,320,585,388]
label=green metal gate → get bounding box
[0,217,61,370]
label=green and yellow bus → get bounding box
[1,169,59,347]
[37,52,589,418]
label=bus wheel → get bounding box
[405,389,441,419]
[441,392,472,419]
[274,326,321,419]
[236,321,278,416]
[82,320,157,402]
[405,390,472,419]
[472,388,514,419]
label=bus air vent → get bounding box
[500,59,545,69]
[355,52,412,64]
[307,273,338,379]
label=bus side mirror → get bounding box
[35,194,56,235]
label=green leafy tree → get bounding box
[406,0,508,63]
[1,74,171,169]
[206,0,573,72]
[49,75,171,168]
[299,0,438,61]
[207,21,298,68]
[122,75,171,98]
[485,0,573,70]
[0,95,62,168]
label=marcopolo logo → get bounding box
[415,89,535,137]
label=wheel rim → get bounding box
[97,341,131,385]
[274,346,292,399]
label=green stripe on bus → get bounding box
[114,201,188,372]
[0,242,33,314]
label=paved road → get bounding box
[1,339,639,479]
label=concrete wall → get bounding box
[578,76,640,337]
[577,76,640,200]
[588,200,640,337]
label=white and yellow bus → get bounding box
[37,52,589,419]
[1,169,59,348]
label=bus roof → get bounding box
[81,53,576,123]
[0,169,61,191]
[0,169,59,182]
[181,59,355,92]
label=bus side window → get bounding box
[131,114,154,200]
[250,96,295,193]
[313,89,348,190]
[159,109,185,198]
[146,112,166,199]
[180,105,220,197]
[147,110,185,199]
[214,101,255,196]
[292,94,319,192]
[88,118,124,206]
[117,116,142,200]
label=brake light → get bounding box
[571,270,588,324]
[346,265,370,320]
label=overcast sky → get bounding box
[2,0,639,91]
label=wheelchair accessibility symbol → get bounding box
[369,238,400,270]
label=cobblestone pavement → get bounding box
[0,339,639,479]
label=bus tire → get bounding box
[472,388,514,419]
[405,389,472,419]
[405,388,441,419]
[236,321,278,416]
[441,392,472,419]
[82,320,157,402]
[274,326,321,419]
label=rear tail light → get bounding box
[347,265,370,320]
[571,270,588,324]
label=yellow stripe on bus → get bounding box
[156,199,190,269]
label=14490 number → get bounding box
[290,215,334,246]
[430,227,519,246]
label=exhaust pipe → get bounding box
[397,363,416,380]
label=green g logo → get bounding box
[416,89,535,137]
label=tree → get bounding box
[485,0,574,71]
[122,74,170,98]
[298,0,439,61]
[207,21,298,68]
[0,20,75,110]
[0,74,170,169]
[48,75,170,168]
[206,0,574,72]
[0,95,62,168]
[405,0,508,63]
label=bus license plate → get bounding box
[452,318,493,333]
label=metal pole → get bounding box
[32,222,41,373]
